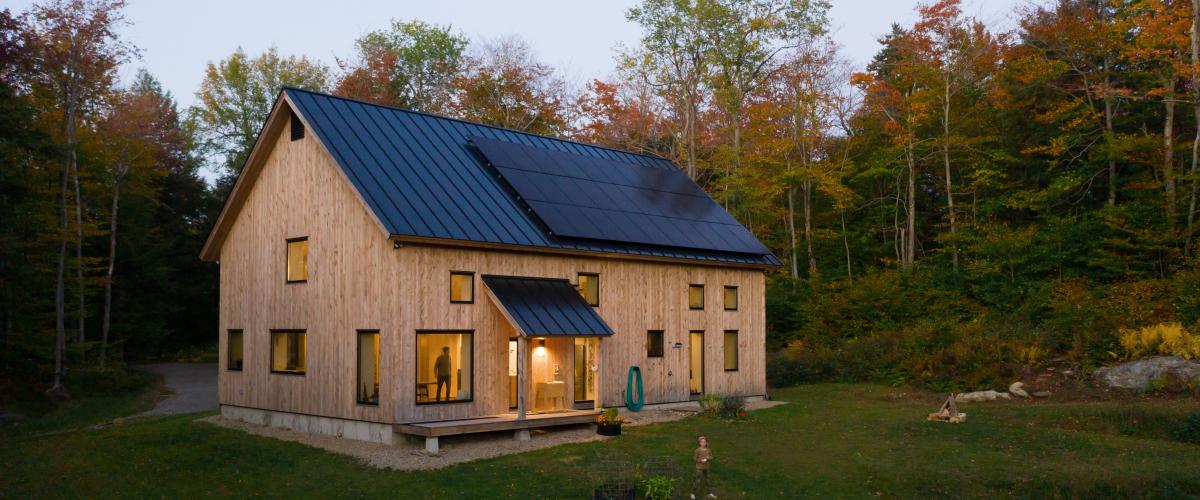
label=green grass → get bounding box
[3,384,1200,498]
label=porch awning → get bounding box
[481,275,615,337]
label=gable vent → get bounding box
[290,112,305,141]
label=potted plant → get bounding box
[596,407,624,436]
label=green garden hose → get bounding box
[625,365,644,412]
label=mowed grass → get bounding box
[3,384,1200,498]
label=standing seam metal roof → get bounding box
[284,87,780,266]
[481,275,614,337]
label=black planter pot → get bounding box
[596,423,622,436]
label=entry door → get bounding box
[573,337,596,408]
[508,338,518,409]
[689,331,704,398]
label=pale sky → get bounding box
[6,0,1033,108]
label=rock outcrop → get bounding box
[1093,356,1200,390]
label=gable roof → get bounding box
[201,87,779,267]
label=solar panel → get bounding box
[471,136,770,255]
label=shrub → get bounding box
[697,394,720,413]
[596,407,623,426]
[641,475,675,500]
[718,395,745,419]
[1119,323,1200,360]
[1173,414,1200,444]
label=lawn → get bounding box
[3,384,1199,498]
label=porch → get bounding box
[394,409,600,454]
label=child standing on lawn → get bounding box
[692,435,715,499]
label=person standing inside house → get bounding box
[692,435,715,498]
[435,346,452,401]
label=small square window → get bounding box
[723,286,738,311]
[689,284,705,310]
[647,330,665,357]
[577,273,599,307]
[450,271,474,303]
[271,330,307,374]
[227,330,243,371]
[286,238,308,283]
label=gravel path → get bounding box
[201,400,785,470]
[134,363,218,416]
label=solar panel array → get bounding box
[472,136,770,255]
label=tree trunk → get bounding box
[1102,3,1118,206]
[100,170,123,370]
[53,151,68,392]
[787,170,799,280]
[71,155,85,348]
[904,135,917,270]
[943,73,958,270]
[803,177,817,275]
[1164,91,1176,224]
[1188,0,1200,257]
[841,210,853,282]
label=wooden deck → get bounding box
[394,409,599,438]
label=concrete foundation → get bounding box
[220,405,395,445]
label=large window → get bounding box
[689,284,705,310]
[724,330,739,371]
[723,286,738,311]
[450,271,474,303]
[357,330,380,405]
[416,331,473,404]
[227,329,243,371]
[647,330,665,357]
[577,272,599,307]
[286,237,308,283]
[270,330,307,374]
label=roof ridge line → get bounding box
[281,86,673,164]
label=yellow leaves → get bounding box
[1118,323,1200,360]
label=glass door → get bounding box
[573,337,596,408]
[689,331,704,398]
[508,338,518,409]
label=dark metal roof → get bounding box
[283,87,780,267]
[482,276,615,337]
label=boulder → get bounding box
[1008,382,1030,398]
[1093,356,1200,390]
[956,390,1011,403]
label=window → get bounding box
[647,330,665,357]
[416,331,473,404]
[723,286,738,311]
[689,284,705,310]
[227,330,243,371]
[290,112,305,141]
[357,330,380,405]
[286,237,308,283]
[724,330,739,371]
[450,271,474,303]
[270,330,307,374]
[577,273,599,306]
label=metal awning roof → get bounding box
[481,275,615,337]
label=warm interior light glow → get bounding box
[534,338,547,357]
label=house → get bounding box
[200,87,780,450]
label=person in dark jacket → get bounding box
[435,346,452,401]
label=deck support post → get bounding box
[514,429,530,441]
[425,436,439,455]
[517,336,528,420]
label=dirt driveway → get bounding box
[135,363,218,416]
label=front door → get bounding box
[573,337,596,409]
[689,331,704,398]
[508,338,518,409]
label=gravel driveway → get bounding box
[135,363,218,416]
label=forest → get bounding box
[2,0,1200,401]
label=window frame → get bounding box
[415,329,475,406]
[723,285,739,311]
[269,329,307,375]
[449,271,475,304]
[285,236,309,284]
[723,330,740,372]
[577,272,600,307]
[226,329,244,372]
[356,329,381,406]
[689,284,705,310]
[646,330,665,358]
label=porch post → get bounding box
[517,336,528,420]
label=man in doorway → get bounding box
[692,435,715,498]
[435,346,452,401]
